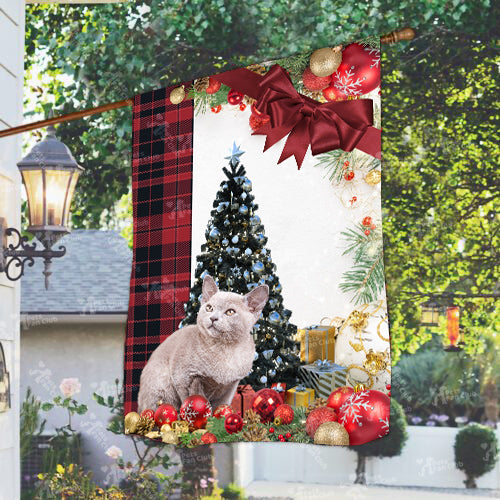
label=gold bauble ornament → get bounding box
[365,170,381,185]
[162,430,179,445]
[170,85,185,105]
[309,46,342,77]
[314,422,350,446]
[124,412,140,434]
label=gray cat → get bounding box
[138,275,269,412]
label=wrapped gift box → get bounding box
[299,360,347,399]
[296,323,337,363]
[271,382,286,395]
[285,385,315,407]
[231,384,255,415]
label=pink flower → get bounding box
[59,378,81,398]
[105,445,123,460]
[200,478,208,489]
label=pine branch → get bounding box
[275,50,313,86]
[314,150,381,184]
[356,35,381,50]
[188,84,230,115]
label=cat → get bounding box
[137,275,269,412]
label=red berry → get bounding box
[388,392,391,397]
[285,432,292,439]
[278,434,284,440]
[371,224,377,230]
[206,77,221,94]
[344,161,350,167]
[362,216,373,227]
[344,171,355,181]
[211,105,222,113]
[239,103,247,111]
[386,384,391,390]
[269,427,274,433]
[364,229,370,236]
[352,196,357,202]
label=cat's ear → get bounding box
[244,285,269,320]
[201,275,219,303]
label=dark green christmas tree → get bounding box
[182,143,300,389]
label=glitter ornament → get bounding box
[302,66,331,91]
[140,409,155,420]
[365,170,381,185]
[224,413,244,434]
[274,403,294,425]
[251,388,283,423]
[213,404,234,419]
[179,395,212,430]
[206,77,221,94]
[305,407,337,438]
[314,421,350,446]
[124,412,140,434]
[309,46,343,77]
[169,85,185,104]
[201,432,218,444]
[154,404,178,428]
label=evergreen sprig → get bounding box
[275,50,313,86]
[315,150,381,184]
[357,35,381,49]
[339,224,385,305]
[188,83,231,115]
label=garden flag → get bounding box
[124,38,391,447]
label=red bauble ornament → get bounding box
[285,432,292,439]
[327,386,354,412]
[305,407,337,438]
[251,388,283,423]
[179,395,212,430]
[201,432,218,444]
[249,113,270,132]
[322,84,347,102]
[140,409,155,420]
[386,384,391,390]
[274,403,294,425]
[364,229,371,236]
[302,66,331,91]
[224,413,244,434]
[331,43,380,97]
[227,89,244,105]
[362,216,373,227]
[239,103,247,111]
[211,105,222,113]
[213,404,233,419]
[269,427,274,433]
[154,404,178,428]
[206,77,221,94]
[344,171,355,181]
[338,390,390,446]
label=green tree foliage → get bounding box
[382,30,499,361]
[454,423,498,488]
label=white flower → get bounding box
[105,445,123,460]
[59,378,81,398]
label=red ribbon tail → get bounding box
[277,120,310,169]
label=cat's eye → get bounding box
[205,304,213,312]
[225,309,236,316]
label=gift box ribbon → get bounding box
[216,65,380,168]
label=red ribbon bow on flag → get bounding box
[251,65,374,168]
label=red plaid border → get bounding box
[124,85,194,414]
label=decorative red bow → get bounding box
[251,65,374,168]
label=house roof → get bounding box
[21,230,132,315]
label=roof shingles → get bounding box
[21,230,131,314]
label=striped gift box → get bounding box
[298,361,347,399]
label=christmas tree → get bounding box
[182,143,300,388]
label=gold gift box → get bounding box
[296,321,338,363]
[285,386,315,407]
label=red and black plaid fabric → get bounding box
[124,85,194,414]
